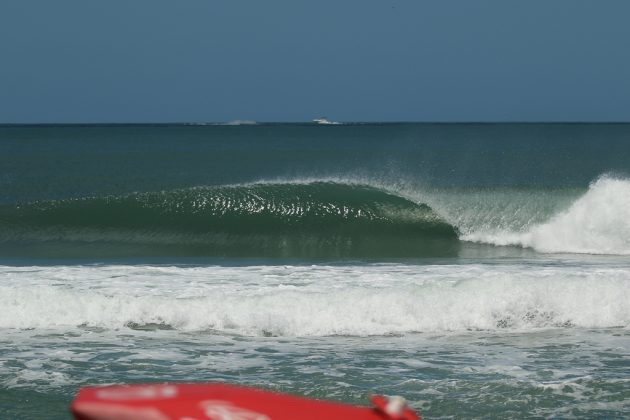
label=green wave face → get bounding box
[0,182,459,258]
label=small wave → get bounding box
[462,177,630,255]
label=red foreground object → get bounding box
[71,383,421,420]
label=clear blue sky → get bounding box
[1,1,629,123]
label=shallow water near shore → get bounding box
[1,258,629,418]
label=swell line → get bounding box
[0,182,459,258]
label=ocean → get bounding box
[1,123,629,418]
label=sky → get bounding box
[1,1,629,123]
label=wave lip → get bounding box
[462,177,630,255]
[0,182,459,258]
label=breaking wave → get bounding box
[1,264,628,335]
[462,177,630,255]
[1,176,628,258]
[0,182,458,258]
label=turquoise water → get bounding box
[1,124,629,418]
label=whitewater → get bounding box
[2,258,630,418]
[459,176,630,255]
[2,262,629,334]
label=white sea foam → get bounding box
[462,177,630,255]
[1,263,628,336]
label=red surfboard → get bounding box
[71,383,420,420]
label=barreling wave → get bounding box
[0,182,459,258]
[2,176,628,258]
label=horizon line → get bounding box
[2,121,630,126]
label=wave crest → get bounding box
[0,182,458,258]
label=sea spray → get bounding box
[463,177,630,255]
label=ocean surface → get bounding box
[1,123,629,418]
